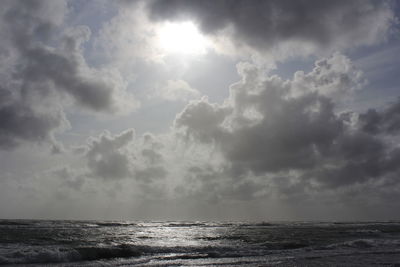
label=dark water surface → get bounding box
[1,220,400,266]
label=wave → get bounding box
[338,239,376,249]
[260,241,310,250]
[75,245,142,260]
[160,221,237,227]
[0,244,246,265]
[0,244,142,264]
[348,229,382,234]
[238,222,276,227]
[320,238,396,250]
[0,246,80,264]
[165,222,207,227]
[0,220,32,226]
[95,222,137,227]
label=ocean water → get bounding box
[1,220,400,266]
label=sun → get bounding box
[156,21,210,55]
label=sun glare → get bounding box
[157,21,209,55]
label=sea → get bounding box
[1,220,400,266]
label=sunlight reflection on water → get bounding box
[2,220,400,266]
[132,222,222,247]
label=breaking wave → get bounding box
[0,244,251,264]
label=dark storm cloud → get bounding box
[19,33,114,111]
[309,132,388,187]
[3,0,123,112]
[359,98,400,135]
[0,86,67,149]
[175,54,400,191]
[0,0,67,148]
[0,0,134,149]
[147,0,394,54]
[311,99,400,187]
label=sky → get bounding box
[1,0,400,221]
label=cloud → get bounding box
[359,98,400,135]
[84,129,169,185]
[52,167,85,191]
[86,129,135,180]
[35,51,400,208]
[147,0,395,59]
[0,0,137,149]
[292,53,364,100]
[94,2,164,65]
[2,1,400,220]
[174,53,400,194]
[56,52,381,203]
[135,166,167,183]
[175,97,231,143]
[0,89,68,149]
[153,79,200,102]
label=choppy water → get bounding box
[1,220,400,266]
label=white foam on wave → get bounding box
[322,238,400,250]
[0,245,80,264]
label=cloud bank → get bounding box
[147,0,395,59]
[53,53,400,213]
[174,54,400,194]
